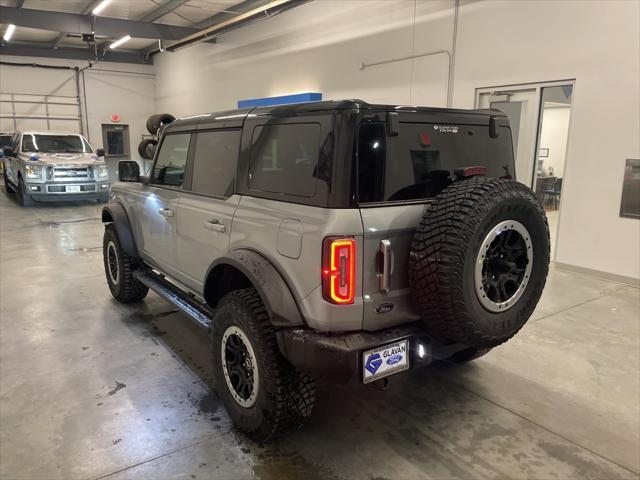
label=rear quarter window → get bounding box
[248,123,321,198]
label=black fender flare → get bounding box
[207,250,304,327]
[101,202,139,258]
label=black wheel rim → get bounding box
[221,326,259,408]
[475,220,533,312]
[106,241,119,285]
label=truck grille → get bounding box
[47,166,94,182]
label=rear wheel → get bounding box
[211,288,315,442]
[409,178,549,348]
[103,224,148,303]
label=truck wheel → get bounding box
[409,178,549,348]
[146,113,175,135]
[17,177,34,206]
[211,288,316,441]
[103,224,148,303]
[3,172,15,194]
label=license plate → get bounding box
[66,185,81,192]
[362,339,409,384]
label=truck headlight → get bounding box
[25,164,44,179]
[97,165,109,179]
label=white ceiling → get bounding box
[0,0,256,53]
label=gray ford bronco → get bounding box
[102,100,549,440]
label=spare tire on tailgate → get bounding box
[409,178,549,349]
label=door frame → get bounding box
[474,79,577,262]
[101,123,131,160]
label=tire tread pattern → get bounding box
[103,224,149,303]
[409,178,549,348]
[213,288,316,442]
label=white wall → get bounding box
[0,56,156,169]
[539,105,571,177]
[149,0,640,280]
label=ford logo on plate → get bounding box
[386,354,403,366]
[375,302,395,314]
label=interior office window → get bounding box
[152,133,190,187]
[249,123,321,198]
[191,130,241,197]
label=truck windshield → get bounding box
[0,135,11,147]
[357,122,515,203]
[22,134,93,153]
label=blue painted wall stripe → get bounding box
[237,92,322,109]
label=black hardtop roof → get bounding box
[167,100,507,129]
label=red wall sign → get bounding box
[110,114,121,122]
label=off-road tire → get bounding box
[448,347,493,363]
[103,224,148,303]
[211,288,316,442]
[138,138,157,160]
[409,178,549,349]
[146,113,175,135]
[17,176,34,206]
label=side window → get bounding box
[191,130,241,197]
[249,123,321,198]
[151,133,190,187]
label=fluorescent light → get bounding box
[92,0,112,15]
[3,24,16,42]
[109,35,131,50]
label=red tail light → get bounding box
[322,237,356,304]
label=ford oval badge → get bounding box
[375,302,395,314]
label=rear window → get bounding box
[248,123,320,198]
[358,122,514,203]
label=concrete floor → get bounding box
[1,190,639,480]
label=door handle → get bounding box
[378,239,392,293]
[204,219,226,233]
[158,208,174,218]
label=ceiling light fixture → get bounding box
[109,35,131,49]
[92,0,112,16]
[3,24,16,42]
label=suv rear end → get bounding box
[103,100,548,441]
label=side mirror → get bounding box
[96,148,106,158]
[2,146,15,157]
[118,160,140,182]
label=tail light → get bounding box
[322,237,356,304]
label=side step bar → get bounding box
[134,270,213,330]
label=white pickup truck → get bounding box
[2,130,111,206]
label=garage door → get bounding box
[0,92,82,133]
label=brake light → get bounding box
[322,237,356,304]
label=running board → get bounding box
[134,270,213,330]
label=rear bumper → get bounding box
[276,322,469,384]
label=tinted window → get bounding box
[249,123,320,198]
[0,135,11,147]
[191,130,240,197]
[21,134,92,153]
[152,133,190,187]
[358,122,514,203]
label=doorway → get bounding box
[476,81,575,260]
[101,124,130,160]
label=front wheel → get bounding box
[3,171,15,194]
[211,289,316,441]
[17,177,34,206]
[103,224,148,303]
